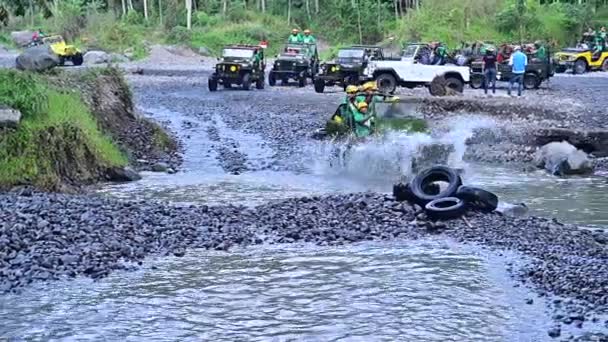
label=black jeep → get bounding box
[268,43,318,87]
[313,45,385,93]
[208,45,265,91]
[469,45,554,90]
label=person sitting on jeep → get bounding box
[288,29,303,44]
[533,41,546,61]
[339,85,359,129]
[433,43,448,65]
[302,29,316,44]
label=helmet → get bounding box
[346,85,358,94]
[362,81,376,91]
[357,101,368,110]
[304,29,311,34]
[292,28,299,34]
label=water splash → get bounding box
[311,115,499,182]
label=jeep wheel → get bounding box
[58,57,66,66]
[255,77,264,90]
[268,72,276,86]
[281,77,289,85]
[376,73,397,94]
[298,76,306,88]
[555,65,567,73]
[523,73,539,90]
[445,77,464,93]
[208,78,218,92]
[314,79,325,93]
[573,59,587,74]
[469,74,484,89]
[242,73,252,90]
[602,58,608,72]
[71,53,84,66]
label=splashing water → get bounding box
[311,115,499,182]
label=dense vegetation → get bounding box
[1,0,608,55]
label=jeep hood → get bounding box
[559,48,588,54]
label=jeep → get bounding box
[554,36,608,74]
[313,45,385,93]
[268,43,318,87]
[208,45,265,91]
[42,35,83,66]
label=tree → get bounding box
[185,0,192,29]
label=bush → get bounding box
[124,10,144,25]
[168,26,192,43]
[0,70,48,120]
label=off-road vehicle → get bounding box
[313,45,385,93]
[208,45,265,91]
[554,36,608,74]
[41,35,83,66]
[363,43,470,95]
[268,43,318,87]
[469,45,554,89]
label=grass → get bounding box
[0,70,126,189]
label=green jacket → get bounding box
[303,35,316,44]
[353,110,373,137]
[288,34,304,43]
[535,46,546,60]
[436,45,447,57]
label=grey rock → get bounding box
[534,141,592,176]
[547,326,561,338]
[0,105,21,128]
[15,45,60,72]
[10,31,35,47]
[199,46,212,57]
[151,162,169,172]
[108,53,130,63]
[105,167,142,182]
[83,50,109,65]
[497,202,528,217]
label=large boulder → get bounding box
[534,141,593,176]
[10,30,35,47]
[0,105,21,128]
[83,50,109,64]
[15,45,60,72]
[105,167,141,182]
[108,53,130,63]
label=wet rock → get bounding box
[526,298,534,305]
[534,141,592,176]
[10,31,34,47]
[105,167,142,182]
[547,326,561,338]
[198,47,212,57]
[151,162,169,172]
[0,105,21,128]
[496,202,528,217]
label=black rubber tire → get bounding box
[573,59,587,74]
[425,197,467,220]
[256,77,264,90]
[376,73,397,94]
[409,166,463,206]
[455,185,499,213]
[268,72,276,86]
[242,73,251,90]
[523,73,539,90]
[314,79,325,93]
[298,75,306,88]
[554,65,566,74]
[58,56,66,66]
[208,78,218,92]
[444,77,464,93]
[393,182,414,202]
[602,58,608,72]
[469,74,484,89]
[281,77,289,85]
[71,53,83,66]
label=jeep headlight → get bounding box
[230,65,238,72]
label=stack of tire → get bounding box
[393,166,499,220]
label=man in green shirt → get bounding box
[353,101,374,138]
[302,29,316,44]
[534,41,546,61]
[288,29,303,44]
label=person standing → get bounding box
[302,29,316,44]
[482,47,497,95]
[508,46,527,97]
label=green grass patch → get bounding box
[0,70,126,189]
[376,117,428,133]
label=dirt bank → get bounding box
[0,68,178,191]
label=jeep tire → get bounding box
[469,74,484,89]
[242,73,251,90]
[376,73,397,94]
[298,75,306,88]
[523,73,539,90]
[268,72,276,86]
[574,59,587,74]
[255,76,264,90]
[314,79,325,93]
[71,53,83,66]
[602,58,608,72]
[444,76,464,93]
[208,78,218,92]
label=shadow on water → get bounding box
[0,240,551,341]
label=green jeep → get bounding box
[208,45,265,91]
[268,43,319,87]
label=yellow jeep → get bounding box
[42,35,84,66]
[554,47,608,74]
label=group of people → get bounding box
[417,42,449,65]
[288,28,316,44]
[331,81,397,138]
[481,45,528,97]
[581,26,607,58]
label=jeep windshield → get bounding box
[338,49,365,59]
[402,45,420,58]
[222,48,254,59]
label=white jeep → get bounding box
[363,43,470,95]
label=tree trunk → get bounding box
[143,0,148,20]
[261,0,266,13]
[121,0,127,16]
[315,0,319,13]
[305,0,311,21]
[158,0,163,25]
[394,0,398,20]
[287,0,291,25]
[222,0,227,15]
[127,0,134,11]
[186,0,192,29]
[356,0,363,44]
